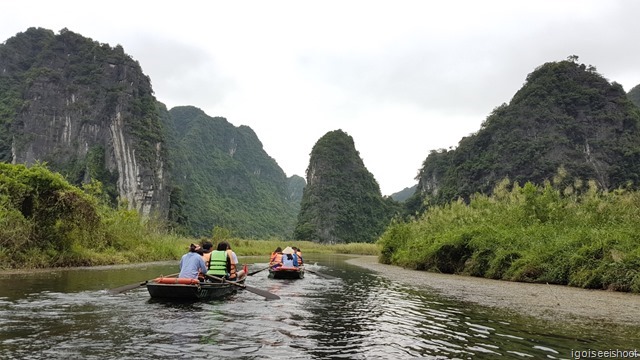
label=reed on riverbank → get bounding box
[378,177,640,292]
[0,163,379,270]
[225,239,380,256]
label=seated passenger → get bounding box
[282,254,295,267]
[226,242,246,280]
[201,241,214,270]
[206,242,232,280]
[179,243,207,279]
[292,246,303,266]
[270,247,283,269]
[281,246,299,267]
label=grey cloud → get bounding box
[300,2,640,122]
[123,35,235,108]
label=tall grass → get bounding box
[1,205,380,270]
[378,179,640,292]
[0,163,379,270]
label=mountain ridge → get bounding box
[165,105,301,237]
[413,58,640,209]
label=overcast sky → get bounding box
[2,1,640,195]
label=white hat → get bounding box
[282,246,295,254]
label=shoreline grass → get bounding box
[378,179,640,293]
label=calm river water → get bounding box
[0,255,638,359]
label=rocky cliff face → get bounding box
[294,130,397,243]
[416,59,640,206]
[0,28,168,217]
[286,175,306,205]
[164,106,299,238]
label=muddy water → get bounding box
[0,255,638,359]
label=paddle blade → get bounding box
[306,269,338,280]
[244,285,281,300]
[205,274,280,300]
[109,281,146,294]
[248,266,269,276]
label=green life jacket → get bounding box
[207,250,227,276]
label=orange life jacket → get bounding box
[270,252,283,266]
[296,251,303,265]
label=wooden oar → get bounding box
[108,273,179,294]
[247,266,270,276]
[204,274,280,300]
[305,268,338,279]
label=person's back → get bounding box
[207,242,230,278]
[179,244,207,279]
[226,244,246,280]
[226,247,239,280]
[282,254,295,267]
[270,247,283,268]
[201,241,213,270]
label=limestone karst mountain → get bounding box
[413,58,640,208]
[294,129,398,243]
[0,27,168,216]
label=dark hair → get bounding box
[202,241,213,251]
[286,254,293,260]
[189,243,198,252]
[274,247,282,253]
[216,241,229,251]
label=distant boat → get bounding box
[269,266,305,279]
[146,275,246,301]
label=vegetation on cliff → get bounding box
[294,130,399,243]
[390,184,417,202]
[0,27,168,214]
[628,83,640,108]
[413,58,640,211]
[163,106,299,238]
[382,58,640,293]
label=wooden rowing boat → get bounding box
[268,266,305,279]
[146,275,246,301]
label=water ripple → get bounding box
[0,257,635,359]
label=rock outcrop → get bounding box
[415,59,640,206]
[294,129,397,243]
[0,27,168,217]
[164,106,300,238]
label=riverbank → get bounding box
[347,256,640,328]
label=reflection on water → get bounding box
[0,256,638,359]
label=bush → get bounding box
[378,178,640,292]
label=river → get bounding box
[0,255,638,359]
